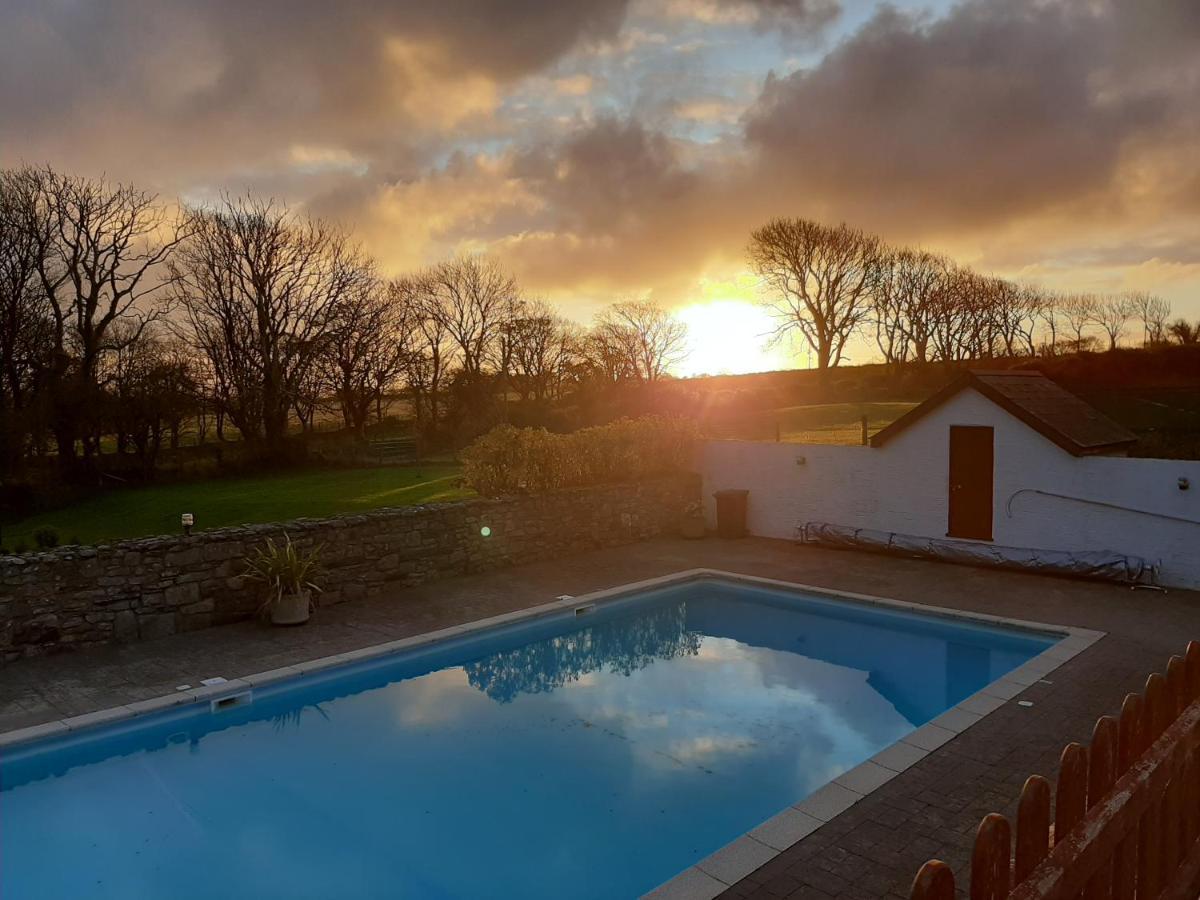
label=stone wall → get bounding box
[0,475,698,662]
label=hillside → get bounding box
[671,345,1200,457]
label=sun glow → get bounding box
[675,299,788,376]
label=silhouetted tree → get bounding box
[11,166,184,481]
[1092,294,1135,351]
[1129,292,1171,345]
[749,218,882,369]
[171,196,363,459]
[591,300,687,382]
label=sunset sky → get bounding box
[2,0,1198,374]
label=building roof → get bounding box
[869,370,1138,456]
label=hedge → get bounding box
[460,416,697,496]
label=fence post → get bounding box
[971,813,1012,900]
[1015,774,1051,884]
[1147,672,1171,739]
[1182,741,1200,850]
[911,860,956,900]
[1185,641,1200,701]
[1084,717,1118,899]
[1118,693,1146,773]
[1113,693,1145,896]
[1168,656,1187,718]
[1139,672,1168,898]
[1056,743,1089,844]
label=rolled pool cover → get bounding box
[796,521,1158,586]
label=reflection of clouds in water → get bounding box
[541,636,906,779]
[388,667,479,727]
[383,599,920,790]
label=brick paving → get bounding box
[2,536,1199,898]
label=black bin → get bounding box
[713,489,749,539]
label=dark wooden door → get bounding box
[947,426,993,540]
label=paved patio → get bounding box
[3,536,1199,898]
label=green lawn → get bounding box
[2,464,472,550]
[774,401,918,444]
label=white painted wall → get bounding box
[701,387,1200,589]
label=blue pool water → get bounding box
[0,578,1055,899]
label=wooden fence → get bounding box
[911,641,1200,900]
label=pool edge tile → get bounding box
[125,692,190,714]
[929,705,983,735]
[794,780,862,822]
[62,705,137,731]
[957,692,1006,717]
[748,807,824,852]
[870,740,930,773]
[241,665,304,687]
[694,835,778,886]
[0,719,69,749]
[901,722,957,752]
[834,759,897,794]
[641,866,727,900]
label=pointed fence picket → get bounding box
[911,641,1200,900]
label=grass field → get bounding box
[1,464,472,550]
[774,401,918,444]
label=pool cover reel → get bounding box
[796,521,1158,586]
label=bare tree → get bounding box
[99,323,197,474]
[1128,292,1171,346]
[592,300,688,382]
[1037,291,1062,355]
[423,255,520,380]
[748,218,882,369]
[170,196,359,458]
[868,249,910,366]
[323,274,405,436]
[0,170,53,476]
[1168,319,1200,345]
[1059,293,1099,353]
[1092,294,1135,351]
[928,266,995,362]
[9,166,184,479]
[388,275,455,436]
[509,299,579,402]
[988,278,1038,357]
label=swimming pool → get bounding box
[0,572,1075,899]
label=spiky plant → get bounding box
[242,534,323,618]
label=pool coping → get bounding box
[0,567,1105,899]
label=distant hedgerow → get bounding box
[461,416,697,496]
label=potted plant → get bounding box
[243,535,323,626]
[680,500,706,539]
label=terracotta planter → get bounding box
[680,516,706,540]
[271,589,312,626]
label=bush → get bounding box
[461,416,697,496]
[33,526,60,549]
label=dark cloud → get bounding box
[2,0,1197,312]
[493,0,1200,300]
[0,0,630,181]
[741,1,1179,231]
[514,118,698,234]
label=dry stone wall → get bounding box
[0,475,697,662]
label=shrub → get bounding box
[461,416,697,496]
[33,526,60,549]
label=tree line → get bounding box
[0,166,688,484]
[748,217,1188,370]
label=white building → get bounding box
[702,371,1200,589]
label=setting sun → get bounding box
[676,299,789,376]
